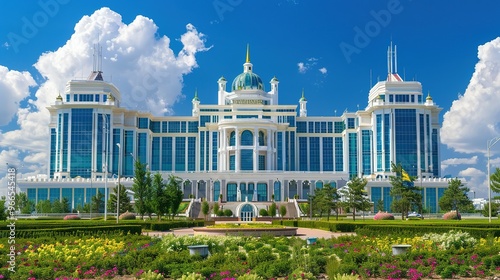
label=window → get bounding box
[137,118,149,129]
[258,131,265,146]
[241,130,253,146]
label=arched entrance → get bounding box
[240,204,254,221]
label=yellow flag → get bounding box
[402,169,411,182]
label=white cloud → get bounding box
[0,66,36,126]
[441,37,500,154]
[0,7,208,181]
[441,156,478,171]
[457,167,489,198]
[2,42,9,49]
[319,67,327,74]
[298,62,307,73]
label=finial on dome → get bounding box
[56,91,63,101]
[300,88,307,101]
[426,91,432,100]
[192,88,200,101]
[246,44,250,63]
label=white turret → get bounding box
[299,89,307,117]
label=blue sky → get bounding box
[1,0,500,198]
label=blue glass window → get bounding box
[137,133,147,164]
[335,137,343,172]
[62,188,72,206]
[230,131,235,146]
[323,137,333,171]
[258,131,265,146]
[162,137,172,171]
[188,121,199,133]
[124,130,134,176]
[310,137,320,171]
[27,189,36,203]
[70,109,93,178]
[137,118,149,129]
[334,122,344,133]
[259,155,265,170]
[168,121,181,133]
[395,109,417,176]
[229,155,235,171]
[277,132,283,171]
[49,188,60,203]
[175,137,186,171]
[212,132,218,171]
[227,183,237,202]
[188,137,196,171]
[150,121,161,133]
[362,130,372,175]
[74,188,84,209]
[240,149,253,171]
[38,189,48,205]
[151,137,160,171]
[371,187,382,210]
[273,181,281,202]
[348,133,358,178]
[347,118,355,129]
[241,130,253,146]
[257,183,267,201]
[297,122,307,133]
[213,181,220,201]
[299,137,308,171]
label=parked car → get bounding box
[407,212,424,219]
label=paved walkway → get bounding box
[144,227,355,239]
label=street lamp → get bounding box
[102,114,109,221]
[487,136,500,223]
[116,143,122,223]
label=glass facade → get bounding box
[395,109,417,176]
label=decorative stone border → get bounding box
[192,227,298,237]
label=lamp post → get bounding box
[116,143,122,223]
[102,114,109,221]
[487,137,500,223]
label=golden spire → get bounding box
[426,91,432,100]
[246,44,250,63]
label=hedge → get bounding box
[0,225,142,238]
[356,224,500,239]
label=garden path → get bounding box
[144,227,355,239]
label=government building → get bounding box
[19,45,456,216]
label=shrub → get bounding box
[259,209,269,216]
[373,212,394,220]
[119,211,136,220]
[223,209,233,217]
[63,214,81,220]
[443,211,461,220]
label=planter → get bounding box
[391,244,411,255]
[306,237,317,245]
[187,245,209,257]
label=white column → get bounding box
[267,129,272,170]
[235,128,240,172]
[254,128,258,171]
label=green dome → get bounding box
[232,72,264,91]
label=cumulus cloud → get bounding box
[441,37,500,154]
[441,156,478,171]
[0,66,36,125]
[457,167,487,197]
[297,62,307,73]
[319,67,327,74]
[0,7,208,182]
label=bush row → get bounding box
[356,224,500,238]
[0,225,142,238]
